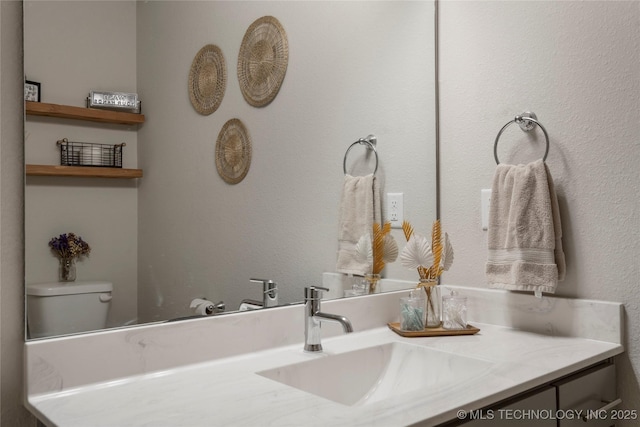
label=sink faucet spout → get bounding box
[314,312,354,333]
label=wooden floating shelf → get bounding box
[26,101,145,125]
[26,164,143,179]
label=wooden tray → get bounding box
[387,322,480,337]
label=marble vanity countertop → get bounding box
[27,323,622,427]
[25,284,624,426]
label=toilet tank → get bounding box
[26,281,113,339]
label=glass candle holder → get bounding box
[400,292,425,331]
[351,279,369,295]
[442,295,467,329]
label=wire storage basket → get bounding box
[57,138,125,168]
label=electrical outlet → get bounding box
[387,193,404,229]
[481,189,492,230]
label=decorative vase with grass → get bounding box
[400,220,454,329]
[355,222,398,294]
[48,232,91,282]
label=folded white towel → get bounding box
[486,159,565,294]
[336,174,382,275]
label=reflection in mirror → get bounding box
[24,0,437,339]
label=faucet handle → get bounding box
[250,278,277,298]
[250,278,273,287]
[304,286,329,300]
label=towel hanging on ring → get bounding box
[336,173,382,276]
[485,159,565,294]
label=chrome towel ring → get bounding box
[343,134,379,175]
[494,112,549,165]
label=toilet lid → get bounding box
[27,281,113,296]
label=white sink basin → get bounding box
[257,342,493,406]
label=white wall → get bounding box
[135,1,437,322]
[1,1,36,425]
[439,0,639,418]
[23,1,138,329]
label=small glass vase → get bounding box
[59,257,76,282]
[365,273,381,294]
[400,290,425,331]
[420,279,441,328]
[443,293,468,330]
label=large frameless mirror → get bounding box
[24,0,437,339]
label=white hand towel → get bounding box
[336,174,382,275]
[486,159,565,294]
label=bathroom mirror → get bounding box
[24,0,437,339]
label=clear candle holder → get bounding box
[400,290,425,331]
[442,294,467,329]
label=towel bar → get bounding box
[343,134,379,175]
[494,112,549,164]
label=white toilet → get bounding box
[26,281,113,339]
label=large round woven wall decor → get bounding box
[237,16,288,107]
[188,44,227,115]
[215,119,252,184]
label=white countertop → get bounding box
[25,283,625,427]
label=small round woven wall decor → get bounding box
[215,119,252,184]
[188,44,227,115]
[237,16,288,107]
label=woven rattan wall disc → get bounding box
[188,44,227,115]
[215,119,252,184]
[237,16,288,107]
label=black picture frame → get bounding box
[25,80,41,102]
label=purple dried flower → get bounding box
[49,232,91,260]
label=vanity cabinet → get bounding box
[459,386,556,427]
[456,361,617,427]
[553,362,617,427]
[25,101,144,179]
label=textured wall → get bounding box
[0,1,36,425]
[439,0,639,418]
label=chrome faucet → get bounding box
[250,278,279,308]
[304,286,353,352]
